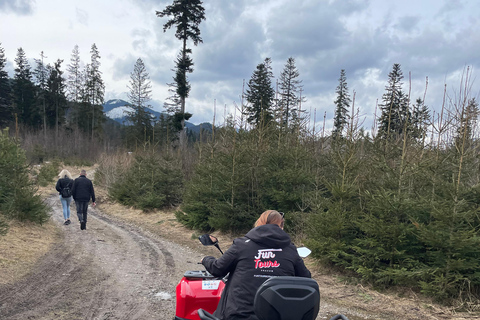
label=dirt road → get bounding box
[0,196,204,320]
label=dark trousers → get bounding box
[76,201,89,223]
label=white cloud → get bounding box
[0,0,479,129]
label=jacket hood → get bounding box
[245,224,291,248]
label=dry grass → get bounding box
[0,220,60,286]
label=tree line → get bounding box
[0,43,105,140]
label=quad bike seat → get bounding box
[197,276,320,320]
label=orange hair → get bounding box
[254,210,284,229]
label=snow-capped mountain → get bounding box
[105,106,133,120]
[103,99,162,124]
[103,99,212,134]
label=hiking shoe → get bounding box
[81,221,86,230]
[64,221,68,225]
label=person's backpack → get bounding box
[61,183,72,198]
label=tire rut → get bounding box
[0,195,198,320]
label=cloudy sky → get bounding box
[1,0,479,132]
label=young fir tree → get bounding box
[33,51,49,138]
[455,98,479,151]
[245,57,275,126]
[277,57,303,128]
[13,47,38,127]
[0,128,48,226]
[332,69,351,140]
[0,43,12,127]
[156,0,206,142]
[410,98,430,143]
[377,63,410,141]
[125,58,154,146]
[85,44,105,140]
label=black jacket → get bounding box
[202,224,311,320]
[71,175,95,202]
[55,177,73,196]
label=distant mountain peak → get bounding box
[103,99,212,134]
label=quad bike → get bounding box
[174,234,350,320]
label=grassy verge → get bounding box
[0,220,60,286]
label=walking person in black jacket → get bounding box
[202,210,311,320]
[55,169,74,225]
[71,169,96,230]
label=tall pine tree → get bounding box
[0,43,12,127]
[156,0,205,144]
[377,63,410,141]
[46,59,67,140]
[13,48,38,128]
[278,57,303,128]
[332,69,351,139]
[66,45,83,128]
[245,57,275,126]
[33,51,49,138]
[85,44,105,140]
[125,58,154,146]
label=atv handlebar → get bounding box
[197,308,219,320]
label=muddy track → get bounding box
[0,196,204,320]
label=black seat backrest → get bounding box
[254,276,320,320]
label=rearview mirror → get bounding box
[199,234,218,246]
[198,234,223,255]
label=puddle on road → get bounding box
[154,291,172,300]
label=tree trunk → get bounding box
[179,38,187,147]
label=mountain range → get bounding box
[103,99,212,134]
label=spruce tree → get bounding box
[125,58,153,146]
[13,48,38,127]
[377,63,410,141]
[332,69,351,139]
[0,43,12,127]
[156,0,206,143]
[245,57,275,126]
[278,57,303,128]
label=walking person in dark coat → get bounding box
[71,169,96,230]
[201,210,311,320]
[55,169,74,225]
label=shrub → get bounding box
[36,160,60,187]
[179,125,317,233]
[0,129,49,231]
[109,151,183,211]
